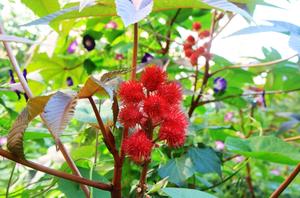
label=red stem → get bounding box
[136,120,153,198]
[245,163,255,198]
[270,163,300,198]
[0,149,112,191]
[131,23,138,80]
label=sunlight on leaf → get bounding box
[43,92,77,137]
[115,0,153,27]
[202,0,253,22]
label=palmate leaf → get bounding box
[289,34,300,54]
[7,95,52,157]
[202,0,253,22]
[115,0,153,27]
[23,0,260,26]
[43,92,77,137]
[225,136,300,165]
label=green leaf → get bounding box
[187,147,222,176]
[21,0,60,17]
[24,0,255,26]
[58,167,110,198]
[225,136,300,165]
[104,30,124,43]
[158,155,195,185]
[83,59,97,75]
[162,187,216,198]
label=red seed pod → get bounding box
[123,130,153,163]
[196,46,205,55]
[190,52,200,66]
[199,30,210,39]
[141,65,167,92]
[183,42,193,50]
[158,82,182,106]
[192,22,202,31]
[184,48,194,57]
[159,109,188,147]
[143,95,169,119]
[119,104,143,128]
[118,81,145,104]
[186,35,196,45]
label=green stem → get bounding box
[6,162,16,198]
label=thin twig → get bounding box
[0,149,113,191]
[210,54,298,77]
[5,162,16,198]
[0,22,90,197]
[270,163,300,198]
[188,10,218,117]
[201,167,243,191]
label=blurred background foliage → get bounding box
[1,0,300,197]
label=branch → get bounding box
[131,23,139,80]
[270,163,300,198]
[210,54,298,77]
[137,120,154,198]
[162,9,181,55]
[0,149,113,191]
[188,10,218,117]
[137,161,150,198]
[245,163,255,198]
[0,22,90,197]
[88,97,118,159]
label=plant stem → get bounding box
[210,54,298,77]
[162,9,181,55]
[245,162,255,198]
[88,97,125,198]
[131,23,139,80]
[137,120,153,198]
[137,161,150,198]
[188,10,217,117]
[270,163,300,198]
[0,149,112,191]
[111,127,128,198]
[5,162,16,198]
[0,22,90,197]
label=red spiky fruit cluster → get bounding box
[118,65,188,163]
[183,22,213,66]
